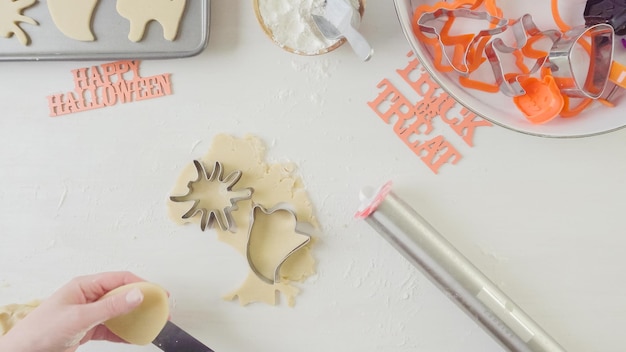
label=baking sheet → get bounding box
[0,0,209,61]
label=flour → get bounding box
[258,0,361,55]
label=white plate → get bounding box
[394,0,626,138]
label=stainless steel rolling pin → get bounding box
[356,182,566,352]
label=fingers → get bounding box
[85,325,129,343]
[75,271,147,302]
[80,287,144,326]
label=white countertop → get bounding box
[1,1,626,351]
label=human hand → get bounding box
[0,271,146,352]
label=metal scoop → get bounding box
[312,0,373,61]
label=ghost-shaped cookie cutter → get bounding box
[246,203,314,285]
[170,160,254,232]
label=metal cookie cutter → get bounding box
[170,160,254,232]
[548,23,614,99]
[484,14,562,97]
[246,203,314,285]
[417,7,509,74]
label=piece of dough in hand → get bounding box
[101,282,169,345]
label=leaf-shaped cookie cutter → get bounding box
[170,160,254,232]
[484,14,562,97]
[246,203,314,285]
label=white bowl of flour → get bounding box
[255,0,364,55]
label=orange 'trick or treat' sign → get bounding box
[368,52,493,174]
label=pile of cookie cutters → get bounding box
[170,160,314,285]
[412,0,624,124]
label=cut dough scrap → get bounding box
[0,301,40,335]
[46,0,99,41]
[102,282,169,345]
[116,0,187,42]
[167,134,319,306]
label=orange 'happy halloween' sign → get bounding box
[47,60,172,117]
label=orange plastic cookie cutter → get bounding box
[599,60,626,107]
[468,0,502,17]
[513,75,564,124]
[412,3,457,72]
[550,0,571,32]
[559,96,594,118]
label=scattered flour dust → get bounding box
[258,0,361,55]
[167,134,319,306]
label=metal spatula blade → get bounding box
[312,14,341,39]
[311,0,373,61]
[152,321,215,352]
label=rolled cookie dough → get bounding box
[167,134,318,306]
[102,282,169,345]
[0,301,40,335]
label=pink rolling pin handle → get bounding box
[354,181,393,219]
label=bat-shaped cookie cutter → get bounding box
[246,203,314,285]
[170,160,254,232]
[484,14,562,97]
[548,23,614,99]
[416,7,509,74]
